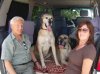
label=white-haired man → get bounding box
[1,16,41,74]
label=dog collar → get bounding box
[41,28,47,30]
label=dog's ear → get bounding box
[40,13,48,24]
[68,36,71,43]
[40,13,44,24]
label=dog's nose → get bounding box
[49,19,52,25]
[57,39,63,45]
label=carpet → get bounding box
[34,61,67,74]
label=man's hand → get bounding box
[35,61,42,69]
[4,60,16,74]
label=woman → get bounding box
[64,20,96,74]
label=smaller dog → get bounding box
[57,34,71,65]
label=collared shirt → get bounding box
[1,33,32,65]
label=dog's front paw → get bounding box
[56,62,60,66]
[61,61,68,65]
[42,64,46,68]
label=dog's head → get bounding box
[41,13,53,31]
[57,34,70,49]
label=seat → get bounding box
[90,16,100,42]
[76,10,92,26]
[52,9,68,42]
[94,35,100,70]
[66,19,76,35]
[0,27,8,57]
[32,16,41,45]
[0,27,8,74]
[23,21,35,44]
[90,16,100,74]
[53,16,67,42]
[9,21,35,44]
[96,58,100,71]
[90,16,100,33]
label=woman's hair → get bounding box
[76,20,94,45]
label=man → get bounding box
[1,16,41,74]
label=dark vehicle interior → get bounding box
[0,0,100,73]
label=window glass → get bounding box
[61,8,93,20]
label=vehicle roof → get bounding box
[14,0,95,8]
[34,0,94,8]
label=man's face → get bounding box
[11,20,24,35]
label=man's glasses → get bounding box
[78,28,89,32]
[23,41,28,50]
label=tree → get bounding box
[61,9,80,20]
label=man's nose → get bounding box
[18,26,23,29]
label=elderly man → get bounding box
[1,16,41,74]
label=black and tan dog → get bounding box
[57,34,71,65]
[37,13,60,68]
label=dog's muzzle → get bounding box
[48,19,53,26]
[49,19,52,25]
[44,19,53,28]
[57,39,66,47]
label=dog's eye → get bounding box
[51,18,53,20]
[46,17,48,19]
[59,37,62,39]
[64,37,67,39]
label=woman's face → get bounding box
[78,24,90,41]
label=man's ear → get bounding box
[9,24,12,33]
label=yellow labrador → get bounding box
[37,13,60,68]
[58,34,71,65]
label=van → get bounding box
[0,0,100,74]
